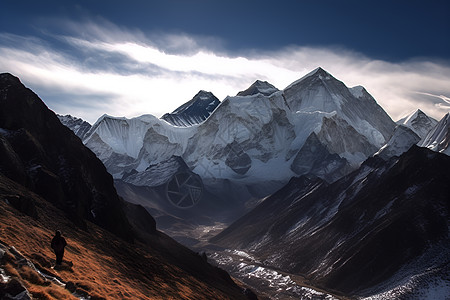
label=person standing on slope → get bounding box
[51,230,67,266]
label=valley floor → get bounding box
[158,221,349,300]
[207,247,344,300]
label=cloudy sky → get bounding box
[1,0,449,123]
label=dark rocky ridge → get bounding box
[57,114,92,140]
[0,73,135,240]
[211,145,450,296]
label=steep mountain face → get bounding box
[161,90,220,126]
[57,114,92,140]
[419,112,450,155]
[283,68,394,149]
[374,125,421,160]
[376,110,448,160]
[397,109,438,139]
[83,67,396,211]
[210,146,450,297]
[0,73,133,239]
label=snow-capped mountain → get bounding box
[161,90,220,126]
[83,67,396,205]
[375,125,421,160]
[375,109,448,160]
[397,109,438,139]
[57,114,92,140]
[419,112,450,155]
[236,80,279,96]
[210,145,450,297]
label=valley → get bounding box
[1,68,449,299]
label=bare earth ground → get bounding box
[0,174,246,300]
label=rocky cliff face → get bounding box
[419,112,450,155]
[0,73,134,240]
[397,109,438,139]
[161,90,220,126]
[376,110,449,160]
[57,114,92,140]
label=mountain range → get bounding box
[59,67,449,237]
[210,145,450,297]
[54,67,450,299]
[68,69,395,210]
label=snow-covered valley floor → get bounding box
[208,249,340,300]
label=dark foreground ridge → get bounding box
[0,73,250,299]
[211,145,450,296]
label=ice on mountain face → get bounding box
[397,109,438,140]
[84,67,397,202]
[237,80,279,97]
[419,113,450,155]
[375,125,421,160]
[57,114,92,140]
[283,68,394,148]
[161,90,220,126]
[85,115,154,159]
[374,110,444,161]
[318,115,378,162]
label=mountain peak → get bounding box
[57,114,92,140]
[303,67,331,79]
[161,90,220,126]
[397,109,438,140]
[419,112,450,154]
[193,90,215,101]
[0,72,20,84]
[237,80,279,96]
[285,67,335,91]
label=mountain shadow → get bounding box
[211,145,450,297]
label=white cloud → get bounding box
[0,22,449,124]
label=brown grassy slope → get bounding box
[0,174,246,300]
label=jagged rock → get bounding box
[419,112,450,155]
[397,109,438,139]
[0,278,31,300]
[57,114,92,140]
[291,133,349,182]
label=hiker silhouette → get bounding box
[51,230,67,265]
